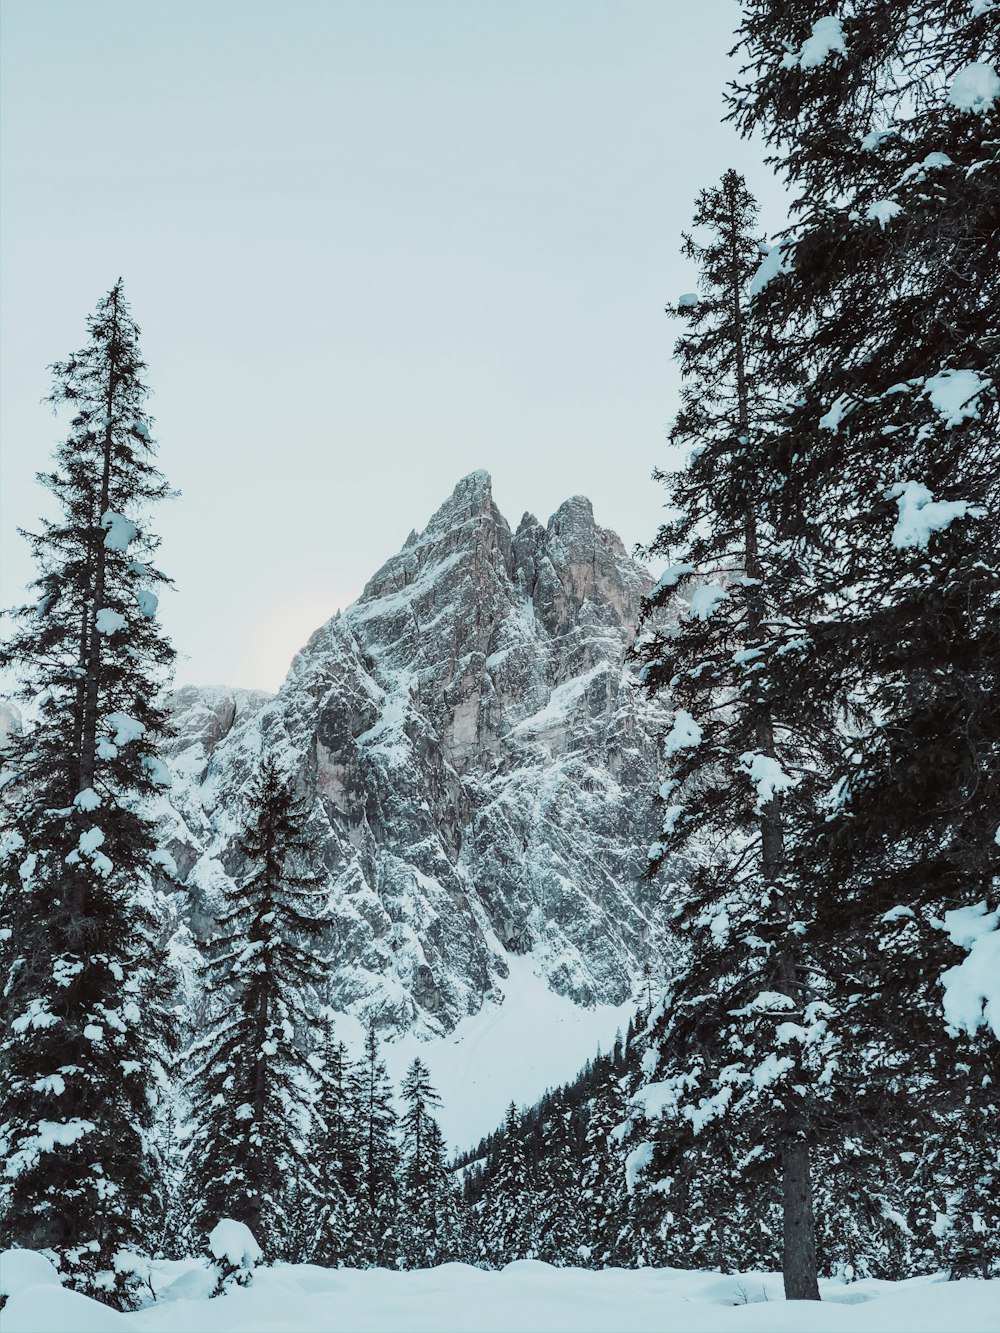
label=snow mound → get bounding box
[208,1220,262,1270]
[0,1249,62,1301]
[2,1283,128,1332]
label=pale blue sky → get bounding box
[1,0,787,690]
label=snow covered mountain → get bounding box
[161,472,677,1065]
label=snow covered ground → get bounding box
[3,1257,997,1333]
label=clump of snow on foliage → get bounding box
[867,199,902,228]
[948,62,1000,112]
[898,152,953,183]
[739,752,799,810]
[882,905,915,923]
[688,583,728,620]
[663,710,703,757]
[140,754,172,788]
[134,589,158,618]
[72,788,102,811]
[77,827,105,857]
[106,713,146,746]
[6,1119,96,1179]
[939,902,1000,1039]
[659,805,686,837]
[748,242,792,296]
[624,1141,654,1194]
[782,16,847,70]
[923,368,989,426]
[68,827,112,878]
[101,510,137,552]
[752,1052,795,1089]
[677,292,699,308]
[887,481,981,549]
[651,562,695,596]
[95,609,126,635]
[819,395,854,432]
[0,831,26,862]
[861,127,894,151]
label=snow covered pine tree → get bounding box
[398,1057,464,1267]
[354,1019,400,1267]
[579,1064,630,1268]
[626,172,847,1299]
[0,282,178,1307]
[730,0,1000,1275]
[309,1017,364,1267]
[187,756,329,1261]
[477,1104,538,1265]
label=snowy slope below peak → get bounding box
[327,955,635,1151]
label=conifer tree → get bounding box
[398,1058,463,1267]
[535,1094,583,1267]
[309,1020,363,1267]
[729,0,1000,1273]
[354,1019,400,1267]
[628,171,836,1299]
[580,1069,629,1268]
[0,282,177,1306]
[477,1104,537,1266]
[187,757,329,1259]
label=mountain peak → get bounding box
[161,473,670,1050]
[424,469,497,530]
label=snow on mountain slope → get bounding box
[160,472,679,1143]
[322,956,635,1151]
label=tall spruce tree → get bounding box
[535,1093,583,1267]
[309,1020,364,1267]
[580,1068,629,1268]
[477,1104,537,1266]
[0,282,177,1306]
[397,1058,463,1267]
[729,0,1000,1273]
[354,1019,400,1267]
[187,757,328,1259]
[628,172,841,1299]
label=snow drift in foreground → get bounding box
[3,1257,997,1333]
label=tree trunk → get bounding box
[78,285,121,797]
[782,1139,821,1300]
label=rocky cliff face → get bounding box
[163,472,676,1037]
